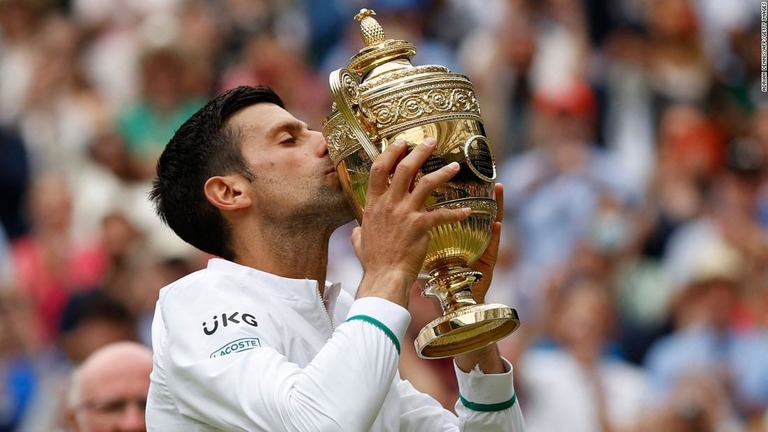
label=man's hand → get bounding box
[469,183,504,304]
[455,183,507,374]
[353,138,471,308]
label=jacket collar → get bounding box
[207,258,342,319]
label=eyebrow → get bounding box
[265,120,308,140]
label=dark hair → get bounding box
[59,290,135,335]
[150,86,284,260]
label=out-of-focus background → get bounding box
[0,0,766,430]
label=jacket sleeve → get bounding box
[453,359,526,431]
[158,291,411,432]
[396,359,525,431]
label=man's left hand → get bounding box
[469,183,504,304]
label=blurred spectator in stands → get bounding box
[601,25,656,199]
[640,372,741,432]
[498,79,631,322]
[11,174,107,343]
[663,137,767,295]
[642,104,725,262]
[458,5,538,159]
[174,0,220,96]
[645,241,768,430]
[518,277,649,432]
[116,46,204,178]
[0,291,39,432]
[97,211,148,306]
[644,0,713,107]
[321,0,459,78]
[0,0,39,126]
[58,291,138,368]
[529,0,590,90]
[19,290,139,432]
[66,342,152,432]
[128,246,201,347]
[0,229,15,292]
[70,127,164,242]
[20,16,112,178]
[219,32,328,129]
[751,107,768,231]
[694,0,756,88]
[457,0,591,159]
[0,126,31,241]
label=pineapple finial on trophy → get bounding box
[354,9,385,47]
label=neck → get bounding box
[232,221,334,294]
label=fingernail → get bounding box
[462,207,473,215]
[391,139,405,148]
[424,138,437,147]
[447,162,460,170]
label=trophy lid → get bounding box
[348,9,417,77]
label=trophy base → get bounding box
[415,303,520,359]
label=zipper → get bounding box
[316,286,334,337]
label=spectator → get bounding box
[498,79,631,321]
[518,277,650,432]
[645,241,768,429]
[66,342,152,432]
[115,46,204,178]
[11,174,107,343]
[0,292,39,432]
[18,290,139,432]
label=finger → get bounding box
[425,206,472,228]
[350,226,362,258]
[411,161,460,205]
[494,183,504,224]
[367,139,406,197]
[478,221,502,267]
[388,137,437,196]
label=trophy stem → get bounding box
[417,263,520,359]
[423,266,481,314]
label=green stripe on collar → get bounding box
[346,315,400,354]
[459,393,517,412]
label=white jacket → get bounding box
[146,258,525,431]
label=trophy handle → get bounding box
[328,68,380,162]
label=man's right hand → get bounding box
[352,138,471,308]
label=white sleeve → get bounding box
[159,292,411,431]
[396,359,525,431]
[453,359,526,431]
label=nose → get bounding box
[117,403,146,432]
[312,130,329,158]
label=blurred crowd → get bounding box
[0,0,767,430]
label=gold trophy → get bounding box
[323,9,520,359]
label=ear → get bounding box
[204,175,253,211]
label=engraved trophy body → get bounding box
[323,9,520,359]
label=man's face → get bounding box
[227,103,354,227]
[73,359,151,432]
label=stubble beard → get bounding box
[312,181,355,228]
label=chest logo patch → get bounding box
[202,312,258,335]
[210,338,261,358]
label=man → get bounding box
[145,85,525,430]
[67,342,153,432]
